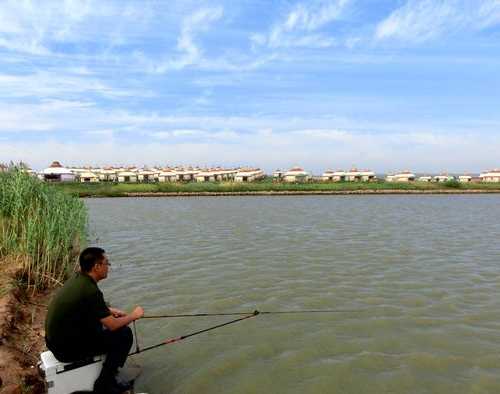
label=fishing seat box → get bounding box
[39,350,106,394]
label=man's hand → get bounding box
[131,306,144,320]
[101,305,145,331]
[109,307,127,317]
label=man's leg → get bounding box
[93,326,133,393]
[102,326,134,374]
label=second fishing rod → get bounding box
[129,308,364,356]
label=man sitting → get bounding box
[45,247,144,393]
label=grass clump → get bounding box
[443,179,462,188]
[0,168,87,291]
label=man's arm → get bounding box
[109,307,127,317]
[101,306,144,331]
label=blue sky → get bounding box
[0,0,499,173]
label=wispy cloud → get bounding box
[150,6,223,73]
[252,0,350,48]
[290,128,354,141]
[375,0,500,43]
[0,71,149,100]
[0,0,152,55]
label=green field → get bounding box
[51,178,500,197]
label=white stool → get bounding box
[39,350,106,394]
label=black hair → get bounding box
[79,247,106,273]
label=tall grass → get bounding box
[0,169,87,291]
[51,178,500,197]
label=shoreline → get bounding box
[82,189,500,197]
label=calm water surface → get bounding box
[85,196,500,394]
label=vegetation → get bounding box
[50,178,500,197]
[0,167,87,291]
[443,179,461,188]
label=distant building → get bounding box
[97,167,118,182]
[345,168,376,182]
[158,168,176,182]
[284,167,310,183]
[117,169,138,183]
[195,169,216,182]
[137,168,158,183]
[458,175,472,183]
[69,167,88,177]
[212,167,236,182]
[79,171,100,183]
[42,161,76,182]
[175,167,199,182]
[323,170,347,182]
[479,169,500,182]
[273,169,285,181]
[386,171,415,182]
[417,176,432,182]
[235,168,265,182]
[321,170,337,181]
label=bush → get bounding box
[443,179,461,188]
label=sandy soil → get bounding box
[0,263,48,393]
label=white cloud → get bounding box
[290,128,353,141]
[0,0,154,55]
[254,0,350,49]
[4,129,500,174]
[282,0,350,31]
[477,0,500,28]
[375,0,500,43]
[0,71,152,101]
[152,6,223,73]
[149,129,239,140]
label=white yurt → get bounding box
[479,169,500,182]
[283,167,310,183]
[386,171,415,182]
[79,171,100,183]
[235,168,265,182]
[42,161,76,182]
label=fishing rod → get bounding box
[129,309,364,356]
[129,311,260,356]
[142,309,366,319]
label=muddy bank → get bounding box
[117,189,500,197]
[0,265,48,393]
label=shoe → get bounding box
[94,376,131,394]
[114,379,133,392]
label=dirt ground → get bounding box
[0,264,49,393]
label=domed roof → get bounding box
[43,161,73,175]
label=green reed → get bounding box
[51,178,500,197]
[0,168,87,291]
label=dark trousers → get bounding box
[47,326,133,379]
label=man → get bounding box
[45,247,144,394]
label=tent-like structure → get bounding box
[42,161,76,182]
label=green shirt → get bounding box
[45,272,111,348]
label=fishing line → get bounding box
[142,309,365,319]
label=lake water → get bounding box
[85,195,500,394]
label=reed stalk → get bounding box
[0,167,87,291]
